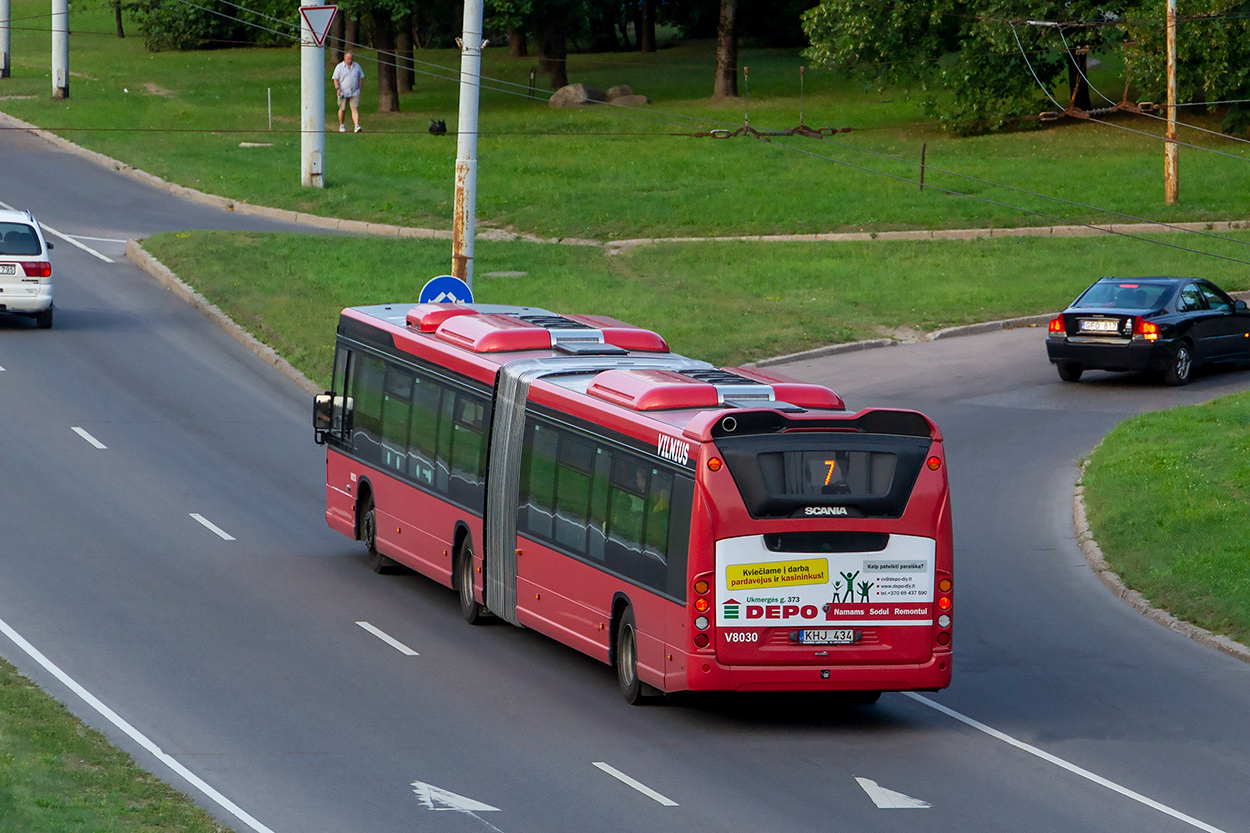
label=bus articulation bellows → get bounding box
[314,302,953,703]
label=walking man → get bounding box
[332,51,365,133]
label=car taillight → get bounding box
[1048,315,1065,334]
[21,261,52,278]
[1133,317,1159,341]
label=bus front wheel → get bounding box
[360,497,399,574]
[455,540,485,625]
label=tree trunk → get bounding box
[375,15,400,113]
[639,0,655,53]
[397,15,414,93]
[329,11,345,64]
[1066,48,1092,111]
[539,20,568,89]
[508,24,527,57]
[114,0,124,37]
[345,14,359,55]
[713,0,738,98]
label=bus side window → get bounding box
[381,367,414,472]
[644,469,672,563]
[350,353,386,465]
[521,421,557,539]
[330,347,353,440]
[448,392,489,507]
[407,374,442,488]
[553,433,593,555]
[587,447,612,563]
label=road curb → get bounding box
[1074,476,1250,665]
[124,240,322,397]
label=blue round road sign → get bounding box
[419,275,474,304]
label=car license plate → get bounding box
[0,264,16,276]
[798,628,856,645]
[1079,319,1119,333]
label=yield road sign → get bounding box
[299,5,337,46]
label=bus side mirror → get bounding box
[314,393,333,444]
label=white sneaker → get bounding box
[354,125,362,133]
[339,125,346,133]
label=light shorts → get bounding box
[338,93,360,110]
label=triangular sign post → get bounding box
[299,5,337,46]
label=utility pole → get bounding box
[1,0,11,79]
[1164,0,1178,205]
[51,0,68,98]
[451,0,485,288]
[299,0,329,188]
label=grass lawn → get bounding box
[1082,392,1250,646]
[140,227,1250,387]
[0,657,232,832]
[1,2,1249,239]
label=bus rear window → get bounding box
[718,433,931,519]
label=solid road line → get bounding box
[0,198,113,263]
[71,426,107,449]
[593,762,679,806]
[904,692,1228,833]
[0,615,277,833]
[355,621,419,656]
[189,513,235,541]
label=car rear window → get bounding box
[1072,282,1172,310]
[0,223,41,256]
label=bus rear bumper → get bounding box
[675,652,951,693]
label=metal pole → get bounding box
[51,0,68,98]
[268,87,273,131]
[452,0,485,287]
[1,0,11,79]
[300,1,325,188]
[1164,0,1178,205]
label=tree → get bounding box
[713,0,737,98]
[802,0,1134,133]
[1123,0,1250,133]
[337,0,409,112]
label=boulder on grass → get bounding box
[548,83,606,108]
[604,85,633,102]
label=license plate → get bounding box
[0,264,15,276]
[798,628,856,645]
[1079,319,1120,333]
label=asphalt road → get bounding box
[1,123,1248,833]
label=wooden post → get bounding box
[1164,0,1179,205]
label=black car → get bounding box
[1046,276,1250,385]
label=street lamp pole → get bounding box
[451,0,485,288]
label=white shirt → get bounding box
[333,61,365,98]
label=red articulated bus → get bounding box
[314,302,953,703]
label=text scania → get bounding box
[745,604,821,620]
[805,506,848,516]
[657,434,690,466]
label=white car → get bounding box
[0,208,54,329]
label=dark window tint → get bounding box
[719,433,932,519]
[1178,283,1206,313]
[448,392,489,506]
[518,418,691,601]
[1199,283,1233,312]
[0,223,41,256]
[407,375,442,488]
[381,367,414,472]
[350,353,386,465]
[329,347,352,441]
[1073,282,1172,310]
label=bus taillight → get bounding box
[693,574,713,649]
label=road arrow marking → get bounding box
[411,781,499,813]
[855,777,930,809]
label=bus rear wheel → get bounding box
[455,540,485,625]
[615,607,659,705]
